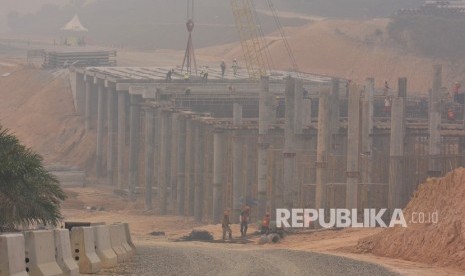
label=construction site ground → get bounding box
[62,185,463,276]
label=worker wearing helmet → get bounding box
[232,59,239,76]
[240,205,251,238]
[261,212,271,235]
[222,210,232,240]
[220,61,226,78]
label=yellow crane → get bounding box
[230,0,299,80]
[230,0,270,79]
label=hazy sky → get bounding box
[0,0,63,32]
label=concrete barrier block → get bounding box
[24,230,63,276]
[108,225,128,263]
[93,226,117,268]
[122,223,136,252]
[0,234,28,276]
[70,227,101,274]
[113,224,134,258]
[53,229,79,276]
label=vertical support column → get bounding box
[233,103,243,125]
[128,95,141,200]
[96,81,105,179]
[331,78,340,148]
[194,123,205,222]
[361,78,374,208]
[294,79,304,135]
[85,78,92,132]
[429,65,442,177]
[118,92,126,189]
[232,105,243,222]
[283,77,297,209]
[177,116,187,215]
[117,92,127,189]
[186,119,196,216]
[316,90,331,210]
[213,130,226,223]
[144,107,155,210]
[107,86,117,186]
[158,110,170,215]
[346,84,361,210]
[258,76,271,217]
[170,114,179,213]
[303,98,312,127]
[389,97,406,210]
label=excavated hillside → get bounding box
[0,62,96,171]
[357,168,465,270]
[199,18,456,93]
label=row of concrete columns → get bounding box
[78,65,446,222]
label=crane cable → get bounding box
[250,0,275,74]
[265,0,299,74]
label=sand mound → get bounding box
[356,168,465,270]
[199,18,452,93]
[0,63,96,170]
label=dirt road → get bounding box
[98,242,397,276]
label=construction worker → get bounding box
[184,72,190,82]
[166,69,172,82]
[384,81,389,96]
[201,67,209,82]
[222,210,232,240]
[240,206,250,237]
[232,59,238,76]
[447,107,455,121]
[384,96,392,116]
[261,212,271,235]
[220,61,226,78]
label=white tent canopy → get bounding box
[61,14,88,32]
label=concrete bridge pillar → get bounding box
[316,89,331,210]
[107,85,117,186]
[186,118,196,216]
[128,95,141,200]
[213,130,226,223]
[144,107,155,210]
[84,77,93,132]
[117,91,127,189]
[429,65,442,177]
[170,114,179,213]
[258,76,271,218]
[96,80,106,179]
[346,84,361,210]
[194,122,205,222]
[284,77,297,209]
[177,116,187,215]
[389,96,406,210]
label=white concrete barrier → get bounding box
[0,234,28,276]
[108,224,129,263]
[23,230,63,276]
[53,229,79,276]
[70,227,101,274]
[122,223,137,253]
[93,226,117,268]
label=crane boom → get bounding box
[230,0,269,79]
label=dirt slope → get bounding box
[0,63,95,169]
[357,168,465,270]
[199,18,451,93]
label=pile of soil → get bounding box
[0,64,96,171]
[356,168,465,270]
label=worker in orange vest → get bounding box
[261,212,271,235]
[222,210,232,240]
[447,107,455,121]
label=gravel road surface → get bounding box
[96,242,398,276]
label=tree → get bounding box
[0,126,66,232]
